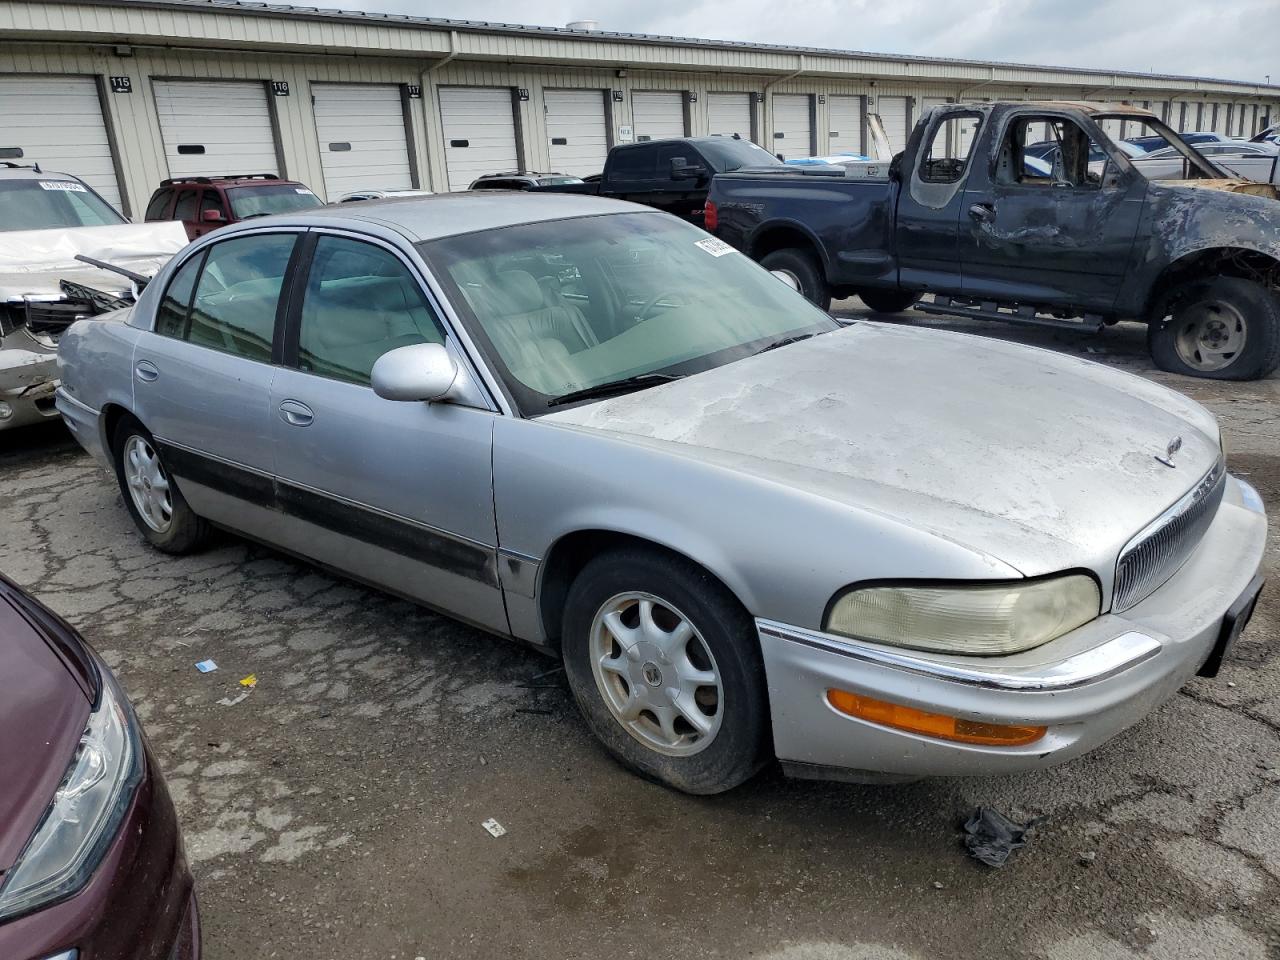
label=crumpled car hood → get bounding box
[0,221,188,300]
[544,323,1221,576]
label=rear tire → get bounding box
[858,288,920,314]
[111,415,209,554]
[760,248,831,311]
[561,547,769,795]
[1148,276,1280,381]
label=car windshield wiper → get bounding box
[546,373,683,408]
[753,332,817,355]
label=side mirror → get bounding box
[671,161,708,181]
[371,343,459,402]
[769,269,801,292]
[201,209,226,223]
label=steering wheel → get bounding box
[637,292,687,321]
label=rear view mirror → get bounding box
[371,343,459,402]
[201,209,226,223]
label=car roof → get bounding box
[0,165,82,182]
[159,175,306,189]
[226,191,645,243]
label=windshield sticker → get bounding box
[694,237,736,257]
[38,180,88,192]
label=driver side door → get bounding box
[957,113,1147,311]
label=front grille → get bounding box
[1113,459,1226,611]
[25,298,92,336]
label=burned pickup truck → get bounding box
[1,165,186,430]
[707,102,1280,380]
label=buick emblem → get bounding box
[1156,435,1183,468]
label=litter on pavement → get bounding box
[195,659,218,673]
[481,819,507,838]
[962,806,1039,868]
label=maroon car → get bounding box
[143,173,322,241]
[0,573,199,959]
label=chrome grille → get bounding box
[1113,459,1226,611]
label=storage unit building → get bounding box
[437,86,519,192]
[707,92,753,139]
[771,93,812,159]
[877,96,911,154]
[152,79,280,179]
[544,88,610,176]
[827,95,864,156]
[311,82,414,201]
[632,91,686,141]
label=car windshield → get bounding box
[0,179,126,231]
[420,212,837,413]
[226,184,323,219]
[697,138,783,172]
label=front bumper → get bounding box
[0,740,199,960]
[759,475,1267,781]
[1,348,59,431]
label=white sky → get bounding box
[323,0,1276,86]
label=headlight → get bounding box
[824,574,1101,655]
[0,671,141,922]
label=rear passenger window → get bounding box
[154,252,204,338]
[185,234,296,361]
[173,190,198,221]
[297,236,444,386]
[608,148,655,180]
[919,113,982,183]
[144,189,173,221]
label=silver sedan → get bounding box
[55,194,1267,793]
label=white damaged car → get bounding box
[0,164,186,431]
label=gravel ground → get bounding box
[1,305,1277,960]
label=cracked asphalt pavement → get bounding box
[1,307,1277,960]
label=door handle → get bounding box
[278,399,314,427]
[134,360,159,382]
[968,202,995,223]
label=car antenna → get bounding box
[33,162,41,173]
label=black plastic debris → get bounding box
[962,806,1039,868]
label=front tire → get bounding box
[760,248,831,311]
[111,415,208,554]
[561,548,769,795]
[857,288,920,314]
[1148,276,1280,380]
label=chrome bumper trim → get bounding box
[756,619,1162,692]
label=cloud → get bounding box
[330,0,1274,86]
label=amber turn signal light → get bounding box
[826,689,1047,747]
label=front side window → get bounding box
[421,212,837,413]
[0,179,125,232]
[199,190,228,220]
[296,236,445,386]
[919,113,982,183]
[226,184,322,219]
[173,190,198,221]
[998,117,1106,188]
[184,233,296,361]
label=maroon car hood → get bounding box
[0,593,93,874]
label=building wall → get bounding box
[2,20,1277,214]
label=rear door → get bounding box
[133,230,299,523]
[957,111,1146,310]
[269,231,505,631]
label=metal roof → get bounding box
[44,0,1280,93]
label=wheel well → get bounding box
[749,226,822,265]
[100,403,131,454]
[1147,248,1280,319]
[537,530,740,651]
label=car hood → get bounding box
[544,322,1221,578]
[0,589,94,874]
[0,221,188,301]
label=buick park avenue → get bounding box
[56,194,1266,793]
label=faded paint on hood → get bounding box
[545,322,1221,577]
[1164,179,1279,199]
[0,221,188,301]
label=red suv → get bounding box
[144,173,323,241]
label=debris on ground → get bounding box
[217,692,250,707]
[481,819,507,838]
[1078,850,1097,866]
[962,806,1039,868]
[195,659,218,673]
[240,674,258,688]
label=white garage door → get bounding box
[153,80,279,179]
[438,86,518,192]
[633,91,685,141]
[826,95,863,156]
[312,83,412,201]
[0,76,122,209]
[544,89,608,177]
[707,93,752,139]
[772,94,812,160]
[877,96,910,154]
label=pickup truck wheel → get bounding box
[1148,277,1280,381]
[857,289,920,314]
[759,249,831,311]
[561,547,769,795]
[111,415,209,554]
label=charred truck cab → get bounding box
[708,101,1280,380]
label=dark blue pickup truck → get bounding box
[707,101,1280,380]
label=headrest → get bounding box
[494,270,544,315]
